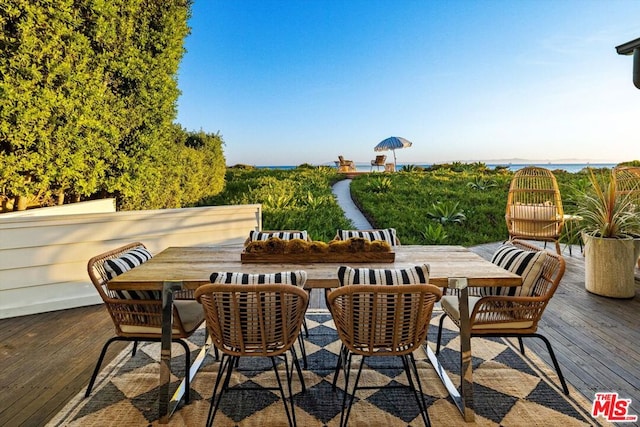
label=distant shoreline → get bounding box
[254,162,618,174]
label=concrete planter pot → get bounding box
[583,233,640,298]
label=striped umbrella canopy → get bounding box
[374,136,413,165]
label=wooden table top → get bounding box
[107,245,521,291]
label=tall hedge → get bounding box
[0,0,225,211]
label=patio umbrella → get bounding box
[374,136,413,166]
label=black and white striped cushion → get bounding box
[337,264,430,286]
[210,270,307,288]
[483,243,547,297]
[337,228,398,246]
[103,247,158,299]
[249,230,308,242]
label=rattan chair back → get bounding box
[506,166,565,253]
[327,284,442,357]
[195,283,308,357]
[468,239,565,335]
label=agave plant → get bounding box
[421,223,449,244]
[426,201,467,225]
[366,176,393,193]
[466,177,496,191]
[576,168,640,238]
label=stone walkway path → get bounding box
[331,179,372,229]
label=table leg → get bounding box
[425,282,474,422]
[159,281,182,424]
[458,286,475,421]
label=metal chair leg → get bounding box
[297,331,308,369]
[85,337,129,397]
[332,344,347,390]
[342,355,365,427]
[175,339,191,403]
[207,354,235,427]
[435,312,447,354]
[290,345,306,392]
[405,353,431,427]
[533,333,570,395]
[270,355,296,427]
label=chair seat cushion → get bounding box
[440,295,534,330]
[337,264,429,286]
[509,204,560,237]
[337,228,398,246]
[483,243,547,297]
[120,300,204,335]
[210,270,307,287]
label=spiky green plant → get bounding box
[426,201,467,225]
[421,223,449,244]
[576,169,640,238]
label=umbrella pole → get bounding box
[393,150,397,168]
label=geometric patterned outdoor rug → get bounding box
[48,311,608,426]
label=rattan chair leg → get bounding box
[131,340,138,357]
[517,337,525,355]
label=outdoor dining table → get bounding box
[107,244,521,423]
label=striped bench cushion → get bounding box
[337,264,430,286]
[210,270,307,288]
[249,230,308,242]
[337,228,398,246]
[482,243,547,297]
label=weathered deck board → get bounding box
[0,242,639,426]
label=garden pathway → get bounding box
[332,178,372,229]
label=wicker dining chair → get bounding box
[195,282,308,427]
[85,242,205,401]
[327,282,442,427]
[244,229,312,359]
[435,239,569,395]
[505,166,565,254]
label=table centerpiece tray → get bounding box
[240,250,395,263]
[240,237,395,263]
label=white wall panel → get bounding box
[0,204,261,318]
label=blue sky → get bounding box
[176,1,639,166]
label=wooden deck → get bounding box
[1,242,639,426]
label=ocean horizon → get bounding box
[255,162,619,174]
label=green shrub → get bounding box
[199,167,351,241]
